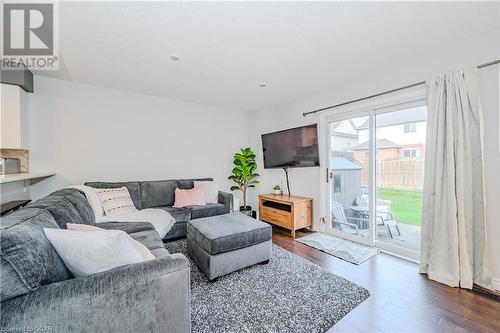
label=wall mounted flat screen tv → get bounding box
[261,124,320,169]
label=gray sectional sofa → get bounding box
[85,178,234,240]
[0,188,191,332]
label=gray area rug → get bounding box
[296,233,380,265]
[164,239,369,333]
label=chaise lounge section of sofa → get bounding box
[0,188,191,333]
[85,178,234,240]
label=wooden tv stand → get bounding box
[258,194,312,238]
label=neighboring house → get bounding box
[330,120,359,152]
[355,106,427,162]
[352,139,401,162]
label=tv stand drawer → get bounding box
[261,207,291,228]
[261,213,291,229]
[261,206,291,219]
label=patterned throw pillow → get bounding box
[95,187,138,217]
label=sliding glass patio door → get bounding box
[374,101,426,260]
[326,113,374,246]
[323,99,426,260]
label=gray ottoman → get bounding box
[187,213,272,281]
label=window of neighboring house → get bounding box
[333,174,342,193]
[403,148,419,160]
[404,123,417,133]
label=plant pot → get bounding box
[273,190,281,195]
[240,206,252,217]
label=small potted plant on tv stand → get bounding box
[228,147,259,217]
[273,185,281,195]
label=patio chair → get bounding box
[354,196,401,239]
[331,201,369,237]
[355,195,390,209]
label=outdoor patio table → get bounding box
[349,206,369,228]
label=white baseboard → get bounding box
[492,277,500,291]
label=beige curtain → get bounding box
[420,68,492,289]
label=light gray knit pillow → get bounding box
[96,186,138,217]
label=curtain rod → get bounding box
[303,59,500,117]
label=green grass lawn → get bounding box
[377,188,423,226]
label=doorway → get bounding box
[322,97,426,261]
[326,114,373,246]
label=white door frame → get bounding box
[323,110,374,246]
[318,86,426,258]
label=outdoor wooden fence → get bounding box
[361,159,425,190]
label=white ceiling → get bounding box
[38,1,499,111]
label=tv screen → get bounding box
[261,124,320,169]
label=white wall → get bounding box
[247,30,500,284]
[1,83,29,149]
[479,65,500,289]
[0,182,30,203]
[0,84,30,204]
[28,76,248,201]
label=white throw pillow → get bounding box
[43,228,145,277]
[95,186,138,217]
[70,185,105,218]
[194,181,219,203]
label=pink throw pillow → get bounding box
[173,186,206,208]
[66,223,155,260]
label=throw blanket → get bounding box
[96,209,175,239]
[70,185,175,238]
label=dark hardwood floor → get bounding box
[271,228,500,333]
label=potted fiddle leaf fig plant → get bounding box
[228,147,259,216]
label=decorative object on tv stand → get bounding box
[228,147,259,217]
[273,185,281,195]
